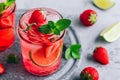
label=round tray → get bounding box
[0,10,82,80]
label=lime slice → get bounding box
[93,0,115,10]
[29,48,61,66]
[100,22,120,42]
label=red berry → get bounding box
[0,15,13,29]
[80,9,97,26]
[29,9,46,25]
[93,47,109,65]
[80,66,99,80]
[0,64,5,75]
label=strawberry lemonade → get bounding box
[0,0,16,51]
[17,8,69,76]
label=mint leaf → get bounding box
[38,18,71,35]
[65,48,72,60]
[38,25,52,34]
[48,21,55,29]
[55,19,71,31]
[7,53,19,64]
[6,0,15,6]
[70,44,81,51]
[65,44,81,60]
[54,28,61,35]
[72,51,80,59]
[0,3,6,14]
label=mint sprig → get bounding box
[65,44,81,60]
[38,19,71,35]
[0,0,15,14]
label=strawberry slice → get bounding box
[45,45,54,58]
[29,9,46,25]
[0,64,5,75]
[45,42,60,58]
[0,14,14,29]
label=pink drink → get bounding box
[18,8,66,76]
[0,1,16,51]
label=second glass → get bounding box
[0,1,16,51]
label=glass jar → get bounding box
[18,7,66,76]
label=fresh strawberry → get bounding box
[0,63,5,75]
[93,47,109,65]
[0,15,13,29]
[29,9,46,25]
[80,66,99,80]
[80,9,97,26]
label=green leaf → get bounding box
[38,25,52,34]
[48,21,55,29]
[71,51,80,59]
[55,19,71,31]
[65,48,72,60]
[0,0,15,14]
[65,44,81,60]
[7,53,19,64]
[70,44,81,51]
[6,0,15,6]
[54,28,61,35]
[0,3,6,14]
[38,19,71,35]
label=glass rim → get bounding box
[18,7,63,29]
[18,7,66,45]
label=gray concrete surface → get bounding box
[1,0,120,80]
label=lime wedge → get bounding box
[93,0,115,10]
[100,22,120,42]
